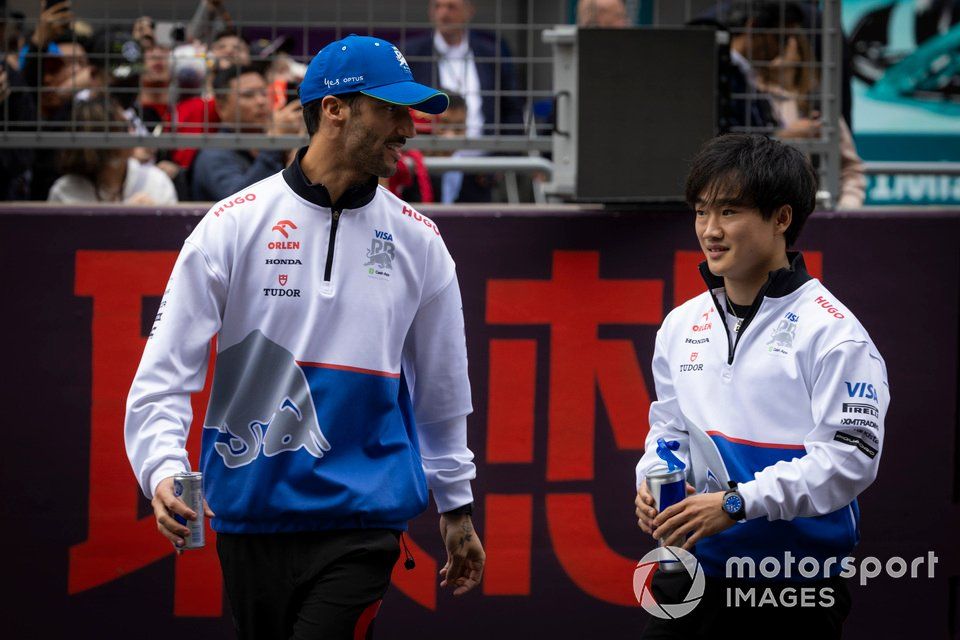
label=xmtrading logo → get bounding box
[633,546,705,619]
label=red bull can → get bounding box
[172,472,205,549]
[646,466,687,572]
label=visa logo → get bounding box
[785,312,799,322]
[375,230,394,241]
[845,381,878,400]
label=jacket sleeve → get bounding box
[401,238,475,512]
[635,327,690,489]
[124,231,228,498]
[738,339,888,521]
[836,117,867,210]
[191,149,285,201]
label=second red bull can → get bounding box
[646,466,687,572]
[172,472,205,549]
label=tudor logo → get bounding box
[279,274,288,286]
[272,219,298,238]
[263,288,301,297]
[690,352,699,362]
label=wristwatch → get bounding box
[722,489,746,521]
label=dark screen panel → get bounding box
[577,28,718,201]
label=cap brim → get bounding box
[361,82,449,114]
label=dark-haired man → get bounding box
[126,34,482,639]
[634,134,887,637]
[190,64,302,200]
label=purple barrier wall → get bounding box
[1,205,957,639]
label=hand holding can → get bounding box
[151,473,212,550]
[642,438,693,572]
[172,472,206,549]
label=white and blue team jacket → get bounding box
[126,148,475,533]
[636,253,889,579]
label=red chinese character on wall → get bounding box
[484,250,664,605]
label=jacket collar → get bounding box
[699,251,812,301]
[282,146,379,210]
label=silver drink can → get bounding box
[646,466,687,572]
[172,472,205,549]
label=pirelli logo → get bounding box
[842,402,879,418]
[834,431,878,459]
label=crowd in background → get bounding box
[0,0,867,207]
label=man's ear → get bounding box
[774,204,793,237]
[321,95,349,126]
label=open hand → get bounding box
[32,1,74,48]
[439,513,485,596]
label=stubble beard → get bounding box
[345,120,396,178]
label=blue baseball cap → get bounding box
[299,34,449,114]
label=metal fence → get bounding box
[4,0,943,206]
[1,0,564,152]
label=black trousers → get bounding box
[217,528,401,640]
[641,570,852,640]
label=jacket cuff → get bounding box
[148,462,189,499]
[432,479,474,514]
[735,480,766,521]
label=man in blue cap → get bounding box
[126,34,484,639]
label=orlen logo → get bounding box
[401,205,441,236]
[690,307,714,332]
[268,241,301,250]
[272,219,298,238]
[268,219,301,250]
[212,193,256,217]
[845,381,878,401]
[814,296,845,319]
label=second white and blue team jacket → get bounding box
[125,148,475,533]
[636,253,889,578]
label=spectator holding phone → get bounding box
[190,64,303,201]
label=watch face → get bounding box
[724,494,743,514]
